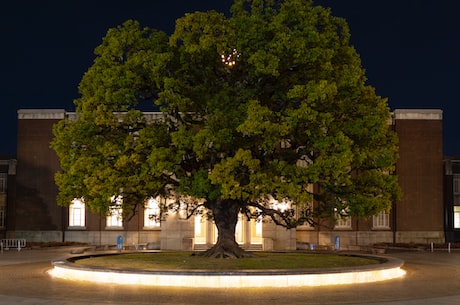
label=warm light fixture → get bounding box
[49,260,406,288]
[221,49,239,67]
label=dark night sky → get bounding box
[1,1,459,156]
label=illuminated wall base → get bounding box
[49,258,406,288]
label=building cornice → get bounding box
[0,159,17,175]
[393,109,442,121]
[17,109,66,120]
[18,108,443,125]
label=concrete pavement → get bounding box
[0,247,459,305]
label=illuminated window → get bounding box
[144,197,160,228]
[373,210,390,229]
[194,212,207,244]
[194,209,218,245]
[454,206,460,229]
[250,216,263,244]
[270,200,291,212]
[178,201,187,220]
[235,213,244,244]
[106,196,123,228]
[234,212,262,245]
[193,209,262,246]
[69,198,86,227]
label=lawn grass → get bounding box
[74,252,380,271]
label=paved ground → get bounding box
[0,247,459,305]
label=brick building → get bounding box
[393,109,444,242]
[0,155,16,239]
[4,108,450,250]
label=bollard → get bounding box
[334,236,340,251]
[117,235,123,252]
[430,242,434,253]
[448,242,451,254]
[17,241,21,252]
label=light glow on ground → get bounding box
[48,259,406,288]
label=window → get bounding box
[194,210,218,245]
[0,173,6,193]
[454,175,460,204]
[69,198,85,227]
[454,206,460,229]
[144,198,160,228]
[235,212,262,245]
[334,207,351,229]
[270,200,291,212]
[178,201,187,220]
[296,203,314,229]
[249,216,263,244]
[235,213,244,244]
[335,216,352,229]
[0,204,5,228]
[194,212,207,244]
[373,210,390,229]
[106,196,123,228]
[296,184,314,229]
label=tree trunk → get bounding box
[201,199,254,258]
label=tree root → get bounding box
[196,244,256,259]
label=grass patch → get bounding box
[74,252,380,271]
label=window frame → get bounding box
[372,210,390,230]
[144,197,161,229]
[106,196,123,229]
[0,173,7,193]
[454,206,460,229]
[334,216,352,229]
[68,198,86,228]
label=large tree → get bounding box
[51,0,400,258]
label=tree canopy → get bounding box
[51,0,400,257]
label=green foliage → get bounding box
[51,0,400,227]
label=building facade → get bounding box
[444,157,460,242]
[0,155,16,239]
[4,108,447,250]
